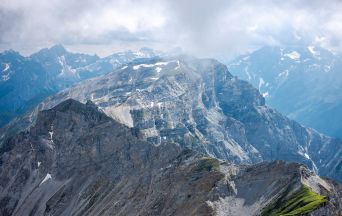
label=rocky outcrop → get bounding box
[0,99,340,216]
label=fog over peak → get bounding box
[1,0,342,58]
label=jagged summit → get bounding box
[138,47,154,54]
[35,98,111,130]
[1,49,22,56]
[45,98,97,113]
[49,44,67,52]
[34,44,68,56]
[0,50,25,63]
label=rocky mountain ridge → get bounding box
[1,56,341,183]
[0,99,340,216]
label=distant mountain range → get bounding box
[0,45,159,127]
[227,46,342,138]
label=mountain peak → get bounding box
[48,98,83,111]
[44,98,102,116]
[34,99,112,134]
[32,44,67,58]
[48,44,67,54]
[0,49,23,58]
[139,47,153,52]
[135,47,156,58]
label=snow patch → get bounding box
[284,51,300,60]
[133,62,169,70]
[1,63,11,81]
[121,65,128,70]
[2,63,10,72]
[155,62,169,66]
[262,92,269,98]
[38,161,41,167]
[155,67,162,73]
[278,70,289,79]
[133,64,153,70]
[49,125,54,143]
[298,149,318,173]
[135,51,145,57]
[40,173,52,186]
[258,77,265,90]
[49,131,54,141]
[245,70,251,81]
[1,74,10,81]
[175,60,180,70]
[58,56,77,77]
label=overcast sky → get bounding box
[1,0,342,58]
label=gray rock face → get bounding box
[30,44,100,89]
[5,56,339,182]
[0,50,54,127]
[0,99,340,216]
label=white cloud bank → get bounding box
[1,0,342,57]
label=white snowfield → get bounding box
[2,63,10,72]
[1,63,11,81]
[39,173,52,186]
[133,61,170,70]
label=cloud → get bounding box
[1,0,342,57]
[161,0,342,57]
[0,0,166,55]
